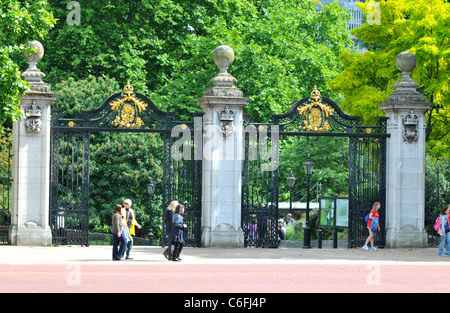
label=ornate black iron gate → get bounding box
[241,122,280,248]
[0,136,12,245]
[50,130,90,245]
[161,116,203,247]
[242,86,388,248]
[50,82,202,246]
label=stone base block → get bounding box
[9,223,52,246]
[202,225,244,248]
[386,226,427,248]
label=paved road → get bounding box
[0,245,449,294]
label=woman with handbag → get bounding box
[438,205,450,256]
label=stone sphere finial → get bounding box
[213,45,235,73]
[22,40,51,92]
[201,45,243,97]
[24,40,45,63]
[383,50,426,105]
[395,51,416,74]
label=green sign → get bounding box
[319,197,348,228]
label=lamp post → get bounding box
[302,154,314,249]
[287,170,296,215]
[147,179,155,246]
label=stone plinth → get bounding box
[9,41,58,246]
[196,46,249,247]
[378,51,432,247]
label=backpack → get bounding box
[365,214,370,223]
[434,217,440,232]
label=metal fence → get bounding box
[0,137,12,245]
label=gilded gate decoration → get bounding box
[110,80,148,128]
[298,86,334,132]
[242,86,389,248]
[50,81,202,246]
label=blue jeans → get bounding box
[112,231,126,260]
[124,229,133,257]
[438,233,450,256]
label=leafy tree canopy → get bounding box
[329,0,450,156]
[0,0,55,131]
[41,0,352,121]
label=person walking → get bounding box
[362,202,381,251]
[122,199,142,260]
[163,200,179,260]
[438,205,450,256]
[111,204,126,261]
[168,203,187,261]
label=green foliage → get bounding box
[40,0,352,122]
[425,155,450,215]
[152,0,353,121]
[285,222,303,241]
[0,47,26,129]
[52,76,120,117]
[278,136,349,202]
[329,0,450,156]
[0,0,55,130]
[0,130,12,210]
[89,132,164,238]
[41,0,218,91]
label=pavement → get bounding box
[0,244,448,265]
[1,245,450,294]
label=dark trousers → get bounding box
[112,233,126,260]
[168,241,183,260]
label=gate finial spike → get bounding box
[311,85,321,101]
[124,80,134,95]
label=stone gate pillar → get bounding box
[195,46,250,247]
[9,41,58,245]
[379,51,432,247]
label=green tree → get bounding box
[153,0,353,121]
[0,130,12,213]
[41,0,352,122]
[329,0,450,156]
[52,76,165,238]
[89,132,164,238]
[51,76,120,117]
[42,0,250,92]
[0,0,55,130]
[279,136,349,203]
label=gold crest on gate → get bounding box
[297,86,334,132]
[110,80,147,128]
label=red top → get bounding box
[367,210,379,227]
